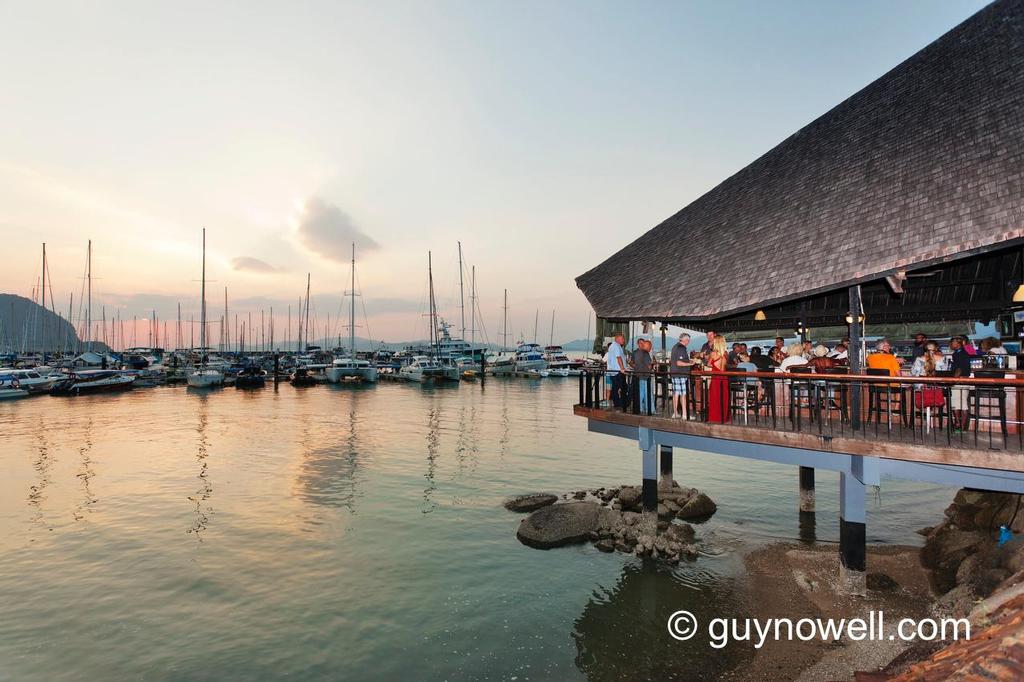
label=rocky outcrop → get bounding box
[920,488,1024,616]
[516,501,614,549]
[512,480,714,563]
[504,493,558,513]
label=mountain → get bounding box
[0,293,102,353]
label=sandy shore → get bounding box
[721,543,935,682]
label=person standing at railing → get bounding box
[949,336,972,432]
[707,335,730,423]
[606,333,628,409]
[670,333,693,419]
[632,337,654,414]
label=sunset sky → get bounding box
[0,0,985,346]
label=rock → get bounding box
[504,493,558,513]
[600,487,619,502]
[867,572,899,591]
[665,522,696,544]
[663,499,681,514]
[677,492,718,521]
[657,503,672,519]
[1000,536,1024,574]
[516,502,613,549]
[617,486,641,511]
[594,539,615,553]
[622,511,640,527]
[934,582,982,618]
[614,541,631,553]
[572,490,586,500]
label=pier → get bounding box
[573,0,1024,595]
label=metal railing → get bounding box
[577,366,1024,451]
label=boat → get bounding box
[0,368,60,393]
[187,229,224,388]
[290,366,321,386]
[525,368,550,378]
[547,367,570,377]
[543,345,584,374]
[0,387,29,400]
[326,244,379,384]
[514,342,547,373]
[398,355,444,382]
[50,370,136,395]
[235,365,266,389]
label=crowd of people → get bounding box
[602,330,1010,429]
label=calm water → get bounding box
[1,379,953,680]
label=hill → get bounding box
[0,293,97,353]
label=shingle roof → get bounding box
[576,0,1024,323]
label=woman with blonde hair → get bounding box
[706,335,730,423]
[779,342,808,372]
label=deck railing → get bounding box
[578,366,1024,452]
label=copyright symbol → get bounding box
[667,610,699,641]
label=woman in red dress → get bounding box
[706,336,730,423]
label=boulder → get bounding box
[617,486,641,511]
[504,493,558,513]
[677,492,718,520]
[516,502,612,549]
[664,522,696,544]
[867,572,899,591]
[594,539,615,553]
[921,528,988,593]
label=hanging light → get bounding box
[1013,284,1024,303]
[845,311,865,324]
[754,309,766,321]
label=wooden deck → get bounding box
[574,404,1024,474]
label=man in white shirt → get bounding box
[606,333,628,408]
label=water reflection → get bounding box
[295,388,364,512]
[187,396,213,538]
[73,417,96,522]
[28,425,51,529]
[572,561,751,681]
[423,399,441,515]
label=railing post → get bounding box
[848,285,863,431]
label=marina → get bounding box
[3,1,1024,680]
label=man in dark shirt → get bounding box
[699,330,717,356]
[949,337,972,430]
[631,337,654,414]
[912,333,928,358]
[749,346,772,372]
[669,333,692,418]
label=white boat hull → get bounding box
[187,370,224,388]
[326,366,378,383]
[0,388,29,400]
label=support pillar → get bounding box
[799,466,815,512]
[659,444,674,492]
[640,428,658,534]
[839,471,867,596]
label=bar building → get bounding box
[575,0,1024,593]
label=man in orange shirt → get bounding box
[866,339,904,375]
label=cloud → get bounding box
[231,256,278,273]
[296,197,379,262]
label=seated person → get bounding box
[749,346,772,372]
[808,345,836,372]
[779,343,808,372]
[866,339,902,376]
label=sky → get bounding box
[0,0,989,347]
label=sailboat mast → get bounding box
[457,241,465,341]
[224,287,229,352]
[86,239,92,351]
[199,228,207,352]
[304,273,311,352]
[350,243,356,356]
[470,266,476,347]
[533,309,538,344]
[40,243,46,355]
[550,309,555,347]
[428,251,438,355]
[503,289,508,352]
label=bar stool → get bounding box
[969,369,1008,438]
[788,366,815,430]
[866,368,907,428]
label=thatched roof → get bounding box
[576,0,1024,323]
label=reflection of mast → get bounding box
[73,417,96,521]
[188,397,213,538]
[423,403,440,514]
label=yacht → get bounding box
[327,357,378,383]
[399,355,444,382]
[543,345,583,375]
[513,342,547,373]
[51,370,136,395]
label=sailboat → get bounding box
[187,228,225,388]
[487,289,516,376]
[326,244,378,384]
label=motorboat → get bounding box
[543,345,584,374]
[399,355,444,382]
[486,352,516,376]
[547,368,570,377]
[0,368,60,393]
[50,370,136,395]
[235,365,267,389]
[0,387,29,400]
[326,357,378,384]
[526,368,550,378]
[290,365,328,386]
